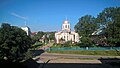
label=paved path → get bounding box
[41,53,120,59]
[34,52,120,63]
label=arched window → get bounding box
[64,36,65,39]
[74,35,75,40]
[67,36,68,40]
[68,25,69,28]
[65,25,67,28]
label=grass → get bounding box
[47,50,120,56]
[31,42,45,50]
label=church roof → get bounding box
[63,20,69,24]
[62,29,70,33]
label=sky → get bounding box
[0,0,120,32]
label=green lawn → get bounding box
[47,50,120,56]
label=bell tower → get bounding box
[62,19,71,32]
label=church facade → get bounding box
[55,19,79,44]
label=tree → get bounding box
[63,41,72,47]
[96,7,120,46]
[74,15,97,36]
[60,38,65,44]
[0,23,32,62]
[32,31,44,42]
[74,15,98,47]
[49,32,55,40]
[79,37,94,47]
[37,31,44,38]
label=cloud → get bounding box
[11,12,28,20]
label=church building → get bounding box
[55,19,79,44]
[21,26,31,36]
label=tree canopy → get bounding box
[74,7,120,47]
[74,15,97,47]
[96,7,120,46]
[32,31,44,42]
[74,15,97,36]
[0,23,32,62]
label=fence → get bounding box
[46,47,120,51]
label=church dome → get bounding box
[63,20,69,24]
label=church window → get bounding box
[67,36,68,40]
[65,25,67,28]
[64,36,66,40]
[68,25,69,28]
[74,35,75,40]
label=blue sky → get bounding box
[0,0,120,32]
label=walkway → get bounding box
[34,52,120,63]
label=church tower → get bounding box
[62,19,71,32]
[21,21,31,36]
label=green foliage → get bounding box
[24,50,33,60]
[31,31,55,44]
[51,43,61,48]
[32,42,44,50]
[74,7,120,47]
[48,50,120,56]
[97,7,120,46]
[74,15,97,36]
[63,41,73,47]
[74,15,97,47]
[32,31,44,41]
[78,37,94,47]
[49,32,55,40]
[51,41,74,48]
[0,23,32,62]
